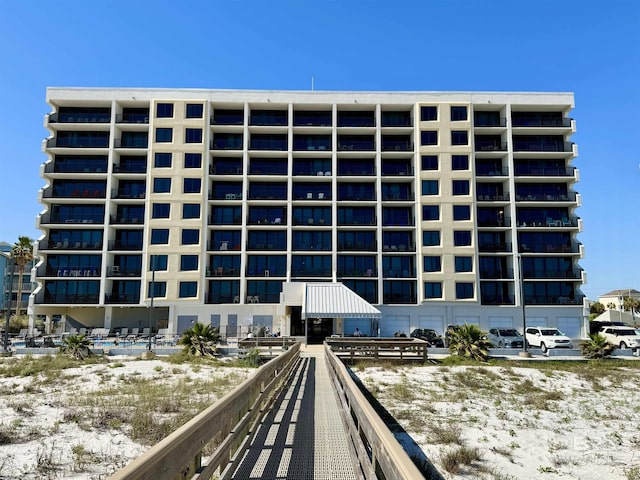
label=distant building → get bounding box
[1,241,35,318]
[32,87,587,341]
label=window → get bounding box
[452,155,469,170]
[181,229,199,245]
[422,180,439,195]
[150,255,168,271]
[452,180,470,195]
[423,230,440,246]
[185,128,203,143]
[186,104,203,118]
[154,153,172,168]
[153,178,171,193]
[183,178,201,194]
[421,155,438,170]
[424,282,442,299]
[182,203,201,219]
[150,229,169,245]
[179,281,198,298]
[423,256,441,272]
[451,106,468,121]
[184,153,202,168]
[454,230,472,246]
[156,103,174,118]
[422,205,439,221]
[455,256,473,272]
[453,205,471,220]
[180,255,199,271]
[420,106,437,121]
[456,282,474,299]
[152,203,170,219]
[148,281,167,297]
[451,131,469,145]
[421,131,437,146]
[155,127,173,143]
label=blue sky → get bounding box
[0,0,638,300]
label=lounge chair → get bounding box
[118,327,129,339]
[126,328,139,341]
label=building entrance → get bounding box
[307,318,333,344]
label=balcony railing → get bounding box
[381,142,413,152]
[291,268,331,276]
[382,293,417,304]
[516,216,579,228]
[338,141,375,151]
[478,242,512,253]
[207,267,240,277]
[523,269,583,279]
[479,269,514,279]
[40,239,103,250]
[515,166,575,176]
[381,166,414,176]
[114,138,148,149]
[475,141,507,151]
[513,141,574,152]
[519,242,580,254]
[112,189,146,199]
[48,113,111,123]
[523,295,584,305]
[515,192,576,202]
[206,293,240,304]
[113,163,147,174]
[338,242,377,251]
[210,165,243,175]
[43,294,99,304]
[478,218,512,228]
[337,269,377,277]
[108,241,143,251]
[481,295,515,305]
[110,215,144,225]
[40,213,104,224]
[44,267,100,277]
[42,188,106,199]
[116,113,149,124]
[512,117,572,128]
[474,117,507,128]
[476,168,506,176]
[381,193,414,201]
[381,244,415,252]
[107,266,141,277]
[383,270,415,278]
[44,161,108,174]
[105,293,140,304]
[46,137,109,148]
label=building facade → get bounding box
[31,88,586,341]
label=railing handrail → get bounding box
[324,342,434,479]
[109,343,300,480]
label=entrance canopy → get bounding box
[302,282,381,319]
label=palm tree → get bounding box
[581,333,615,359]
[10,236,34,320]
[178,322,220,357]
[60,334,93,360]
[447,323,492,362]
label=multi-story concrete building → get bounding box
[31,88,586,341]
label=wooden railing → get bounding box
[325,337,429,363]
[109,343,300,480]
[325,341,441,480]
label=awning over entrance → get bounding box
[303,282,381,319]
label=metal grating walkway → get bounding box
[229,345,360,480]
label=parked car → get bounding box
[409,328,445,347]
[525,327,573,353]
[487,328,524,348]
[589,319,629,335]
[598,326,640,352]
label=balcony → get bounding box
[46,135,109,148]
[338,138,375,151]
[515,165,575,176]
[105,293,140,304]
[512,115,572,128]
[41,239,103,250]
[523,269,583,279]
[381,139,413,152]
[382,293,417,304]
[43,293,99,304]
[210,164,243,175]
[293,136,332,151]
[108,241,143,251]
[476,193,510,202]
[45,159,108,174]
[110,215,144,225]
[337,269,377,277]
[478,242,512,253]
[381,164,413,176]
[250,110,288,126]
[211,110,244,125]
[479,269,513,279]
[337,112,375,128]
[44,266,101,277]
[114,135,148,149]
[291,268,331,277]
[206,293,240,304]
[481,295,515,305]
[49,108,111,124]
[523,295,585,306]
[293,111,332,127]
[112,188,146,199]
[211,134,243,150]
[116,110,149,124]
[516,216,579,228]
[473,115,506,128]
[381,244,415,252]
[515,192,576,202]
[513,137,574,152]
[114,161,147,174]
[249,135,288,151]
[519,242,579,254]
[40,213,104,224]
[381,111,412,127]
[42,187,106,199]
[475,140,507,151]
[107,266,141,277]
[337,241,377,251]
